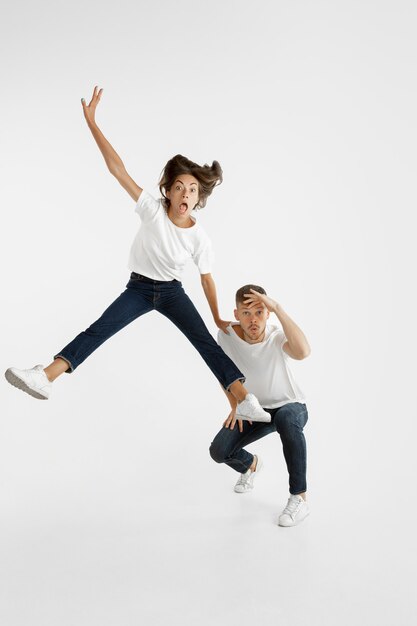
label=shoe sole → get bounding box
[278,510,310,527]
[235,413,271,423]
[4,369,49,400]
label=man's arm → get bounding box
[244,289,311,360]
[274,304,311,360]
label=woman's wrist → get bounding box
[87,119,98,132]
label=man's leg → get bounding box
[210,416,275,473]
[273,402,310,526]
[272,402,308,496]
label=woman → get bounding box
[5,86,270,424]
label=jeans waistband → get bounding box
[130,272,180,284]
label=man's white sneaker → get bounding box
[235,394,271,423]
[234,456,263,493]
[278,495,310,527]
[5,365,51,400]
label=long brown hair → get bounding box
[159,154,223,210]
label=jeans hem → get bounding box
[225,376,246,391]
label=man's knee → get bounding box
[209,441,227,464]
[274,404,306,434]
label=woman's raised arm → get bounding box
[81,86,142,202]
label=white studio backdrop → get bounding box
[1,1,416,625]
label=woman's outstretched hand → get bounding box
[81,85,103,127]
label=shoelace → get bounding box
[282,497,303,519]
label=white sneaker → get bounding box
[234,456,263,493]
[236,394,271,423]
[278,495,310,527]
[5,365,51,400]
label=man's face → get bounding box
[234,301,269,343]
[166,174,199,219]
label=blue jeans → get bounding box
[54,273,245,390]
[210,402,308,495]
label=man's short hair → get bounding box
[235,284,267,306]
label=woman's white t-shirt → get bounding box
[218,323,306,409]
[128,190,214,281]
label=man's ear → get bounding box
[266,309,270,319]
[234,308,239,321]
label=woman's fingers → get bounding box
[86,86,103,108]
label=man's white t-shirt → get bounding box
[128,190,214,281]
[218,323,306,409]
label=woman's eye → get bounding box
[191,188,196,193]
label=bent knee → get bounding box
[209,442,227,464]
[274,410,305,433]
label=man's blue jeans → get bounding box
[210,402,308,495]
[54,273,245,390]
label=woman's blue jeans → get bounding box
[209,402,309,495]
[54,273,245,390]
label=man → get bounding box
[209,284,311,527]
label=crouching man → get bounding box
[209,285,311,527]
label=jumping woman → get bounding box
[5,86,270,423]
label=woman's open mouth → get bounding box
[179,202,188,214]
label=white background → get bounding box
[1,1,416,624]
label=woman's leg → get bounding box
[51,280,154,377]
[156,284,245,391]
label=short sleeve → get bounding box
[217,327,233,357]
[275,329,288,353]
[193,232,214,274]
[134,190,160,221]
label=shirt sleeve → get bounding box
[134,190,160,221]
[193,231,214,274]
[217,327,234,356]
[217,328,226,349]
[275,329,288,354]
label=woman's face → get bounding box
[166,174,200,220]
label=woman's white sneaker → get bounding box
[234,456,263,493]
[236,394,271,422]
[5,365,51,400]
[278,495,310,527]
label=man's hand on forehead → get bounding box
[243,296,264,310]
[243,289,278,313]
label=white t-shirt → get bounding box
[128,190,214,281]
[218,323,306,409]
